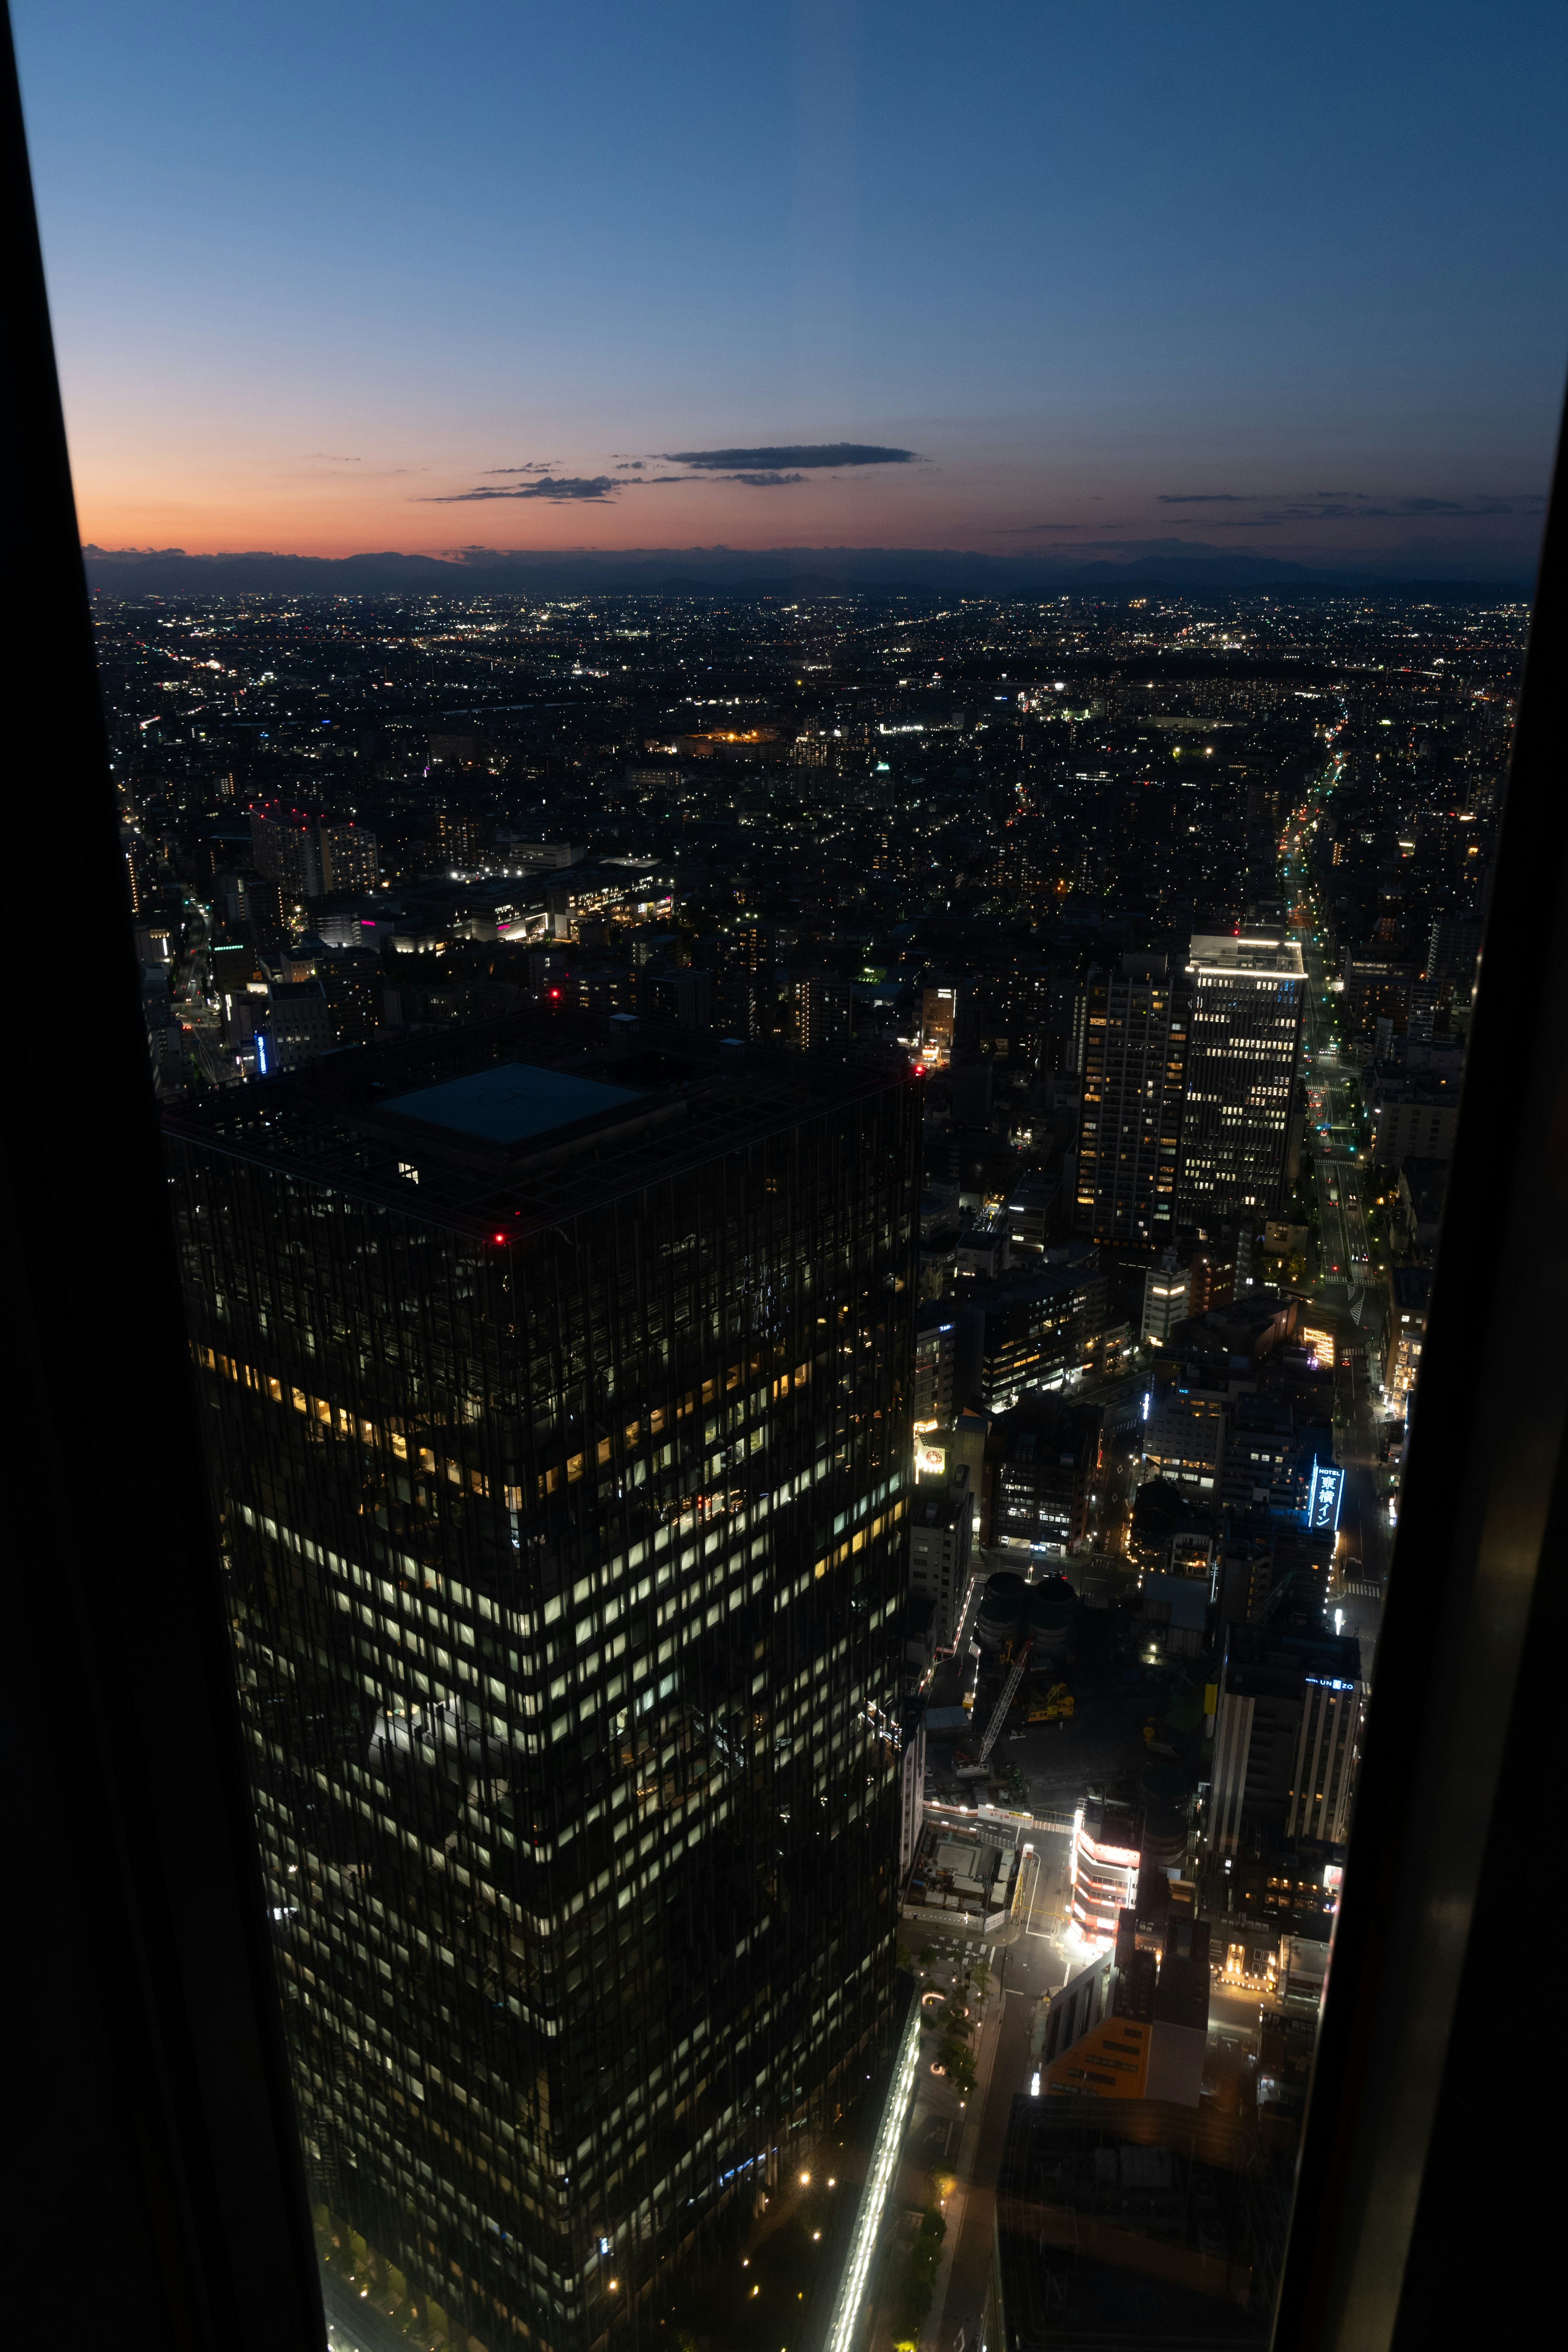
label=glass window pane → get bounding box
[16,5,1563,2348]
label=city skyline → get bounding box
[16,1,1567,575]
[100,558,1522,2349]
[12,0,1559,2333]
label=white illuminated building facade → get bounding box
[1069,1799,1143,1948]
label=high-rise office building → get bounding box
[435,811,493,869]
[920,979,973,1060]
[955,1249,1109,1412]
[1140,1249,1190,1348]
[319,819,379,896]
[913,1302,958,1425]
[1178,933,1305,1223]
[122,823,157,915]
[1425,911,1482,1007]
[1074,953,1189,1245]
[906,1465,973,1649]
[316,947,383,1051]
[1342,951,1415,1040]
[1207,1622,1361,1857]
[983,1396,1100,1554]
[165,1016,920,2352]
[919,983,953,1055]
[250,800,325,899]
[636,967,711,1033]
[240,869,292,950]
[788,971,853,1054]
[261,976,336,1072]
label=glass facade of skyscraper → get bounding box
[165,1015,921,2352]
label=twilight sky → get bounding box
[15,0,1568,575]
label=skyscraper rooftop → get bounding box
[165,1011,907,1235]
[384,1059,646,1147]
[1187,933,1307,978]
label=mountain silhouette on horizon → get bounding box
[78,541,1530,600]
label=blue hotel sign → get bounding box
[1306,1461,1344,1536]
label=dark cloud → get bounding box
[993,521,1094,533]
[305,454,423,478]
[659,442,918,470]
[1221,493,1547,526]
[435,445,918,502]
[1144,488,1546,528]
[427,476,619,503]
[426,470,693,505]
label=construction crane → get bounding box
[955,1637,1034,1779]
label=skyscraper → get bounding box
[1207,1621,1362,1857]
[122,822,157,915]
[435,811,493,869]
[319,819,380,896]
[1074,952,1189,1245]
[1425,911,1482,1008]
[1178,933,1305,1223]
[1140,1250,1190,1348]
[165,1015,920,2352]
[789,971,854,1053]
[250,811,379,900]
[905,1466,973,1649]
[250,799,325,899]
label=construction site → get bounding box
[913,1557,1214,1855]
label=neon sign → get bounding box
[1306,1460,1343,1535]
